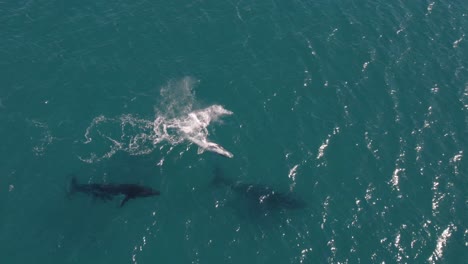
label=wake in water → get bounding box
[79,77,234,163]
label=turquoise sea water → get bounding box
[1,0,467,263]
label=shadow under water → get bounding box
[211,167,307,216]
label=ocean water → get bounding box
[1,0,467,263]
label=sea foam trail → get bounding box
[79,77,234,162]
[80,105,233,163]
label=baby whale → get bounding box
[69,177,160,207]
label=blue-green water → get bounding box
[1,0,467,263]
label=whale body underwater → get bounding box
[212,168,306,210]
[69,177,160,207]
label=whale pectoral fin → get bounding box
[197,147,205,154]
[120,196,131,207]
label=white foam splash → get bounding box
[365,184,375,204]
[362,61,370,72]
[316,138,329,160]
[390,139,406,193]
[288,164,299,180]
[28,120,55,156]
[450,151,463,175]
[453,34,464,48]
[451,152,463,162]
[391,167,404,192]
[79,77,234,162]
[327,238,337,261]
[79,114,156,163]
[316,126,340,161]
[426,2,435,15]
[365,131,380,160]
[288,164,299,191]
[428,224,456,263]
[299,247,313,264]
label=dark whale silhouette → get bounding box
[69,177,160,207]
[212,168,306,210]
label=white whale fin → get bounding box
[197,147,205,154]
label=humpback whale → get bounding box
[191,138,234,158]
[153,104,234,158]
[69,177,160,207]
[212,168,306,210]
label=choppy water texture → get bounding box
[1,0,467,263]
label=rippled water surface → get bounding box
[1,0,467,263]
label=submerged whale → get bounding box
[69,177,160,207]
[212,168,306,210]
